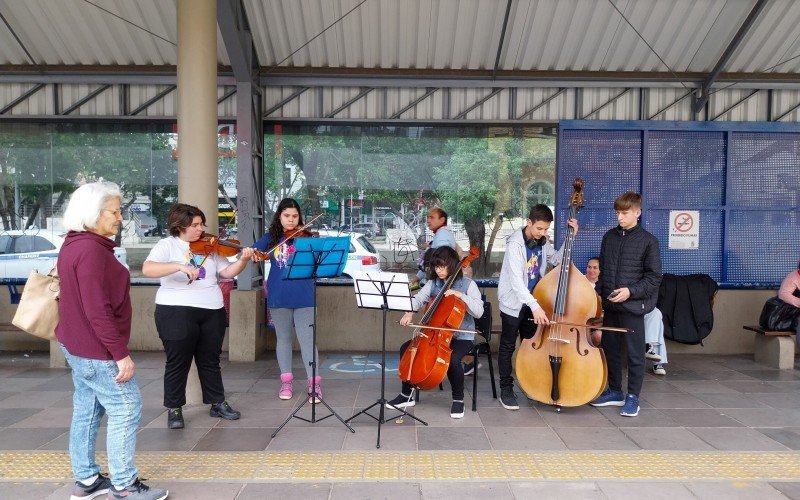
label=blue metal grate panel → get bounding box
[727,210,800,284]
[558,129,641,208]
[556,208,619,271]
[558,120,800,288]
[645,131,726,206]
[648,209,723,281]
[729,132,800,208]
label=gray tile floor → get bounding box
[1,350,799,499]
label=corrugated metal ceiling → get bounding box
[0,0,799,79]
[244,0,800,74]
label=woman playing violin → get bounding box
[142,203,255,429]
[389,246,484,419]
[252,198,321,402]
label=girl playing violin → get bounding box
[142,203,255,429]
[253,198,320,402]
[388,246,484,419]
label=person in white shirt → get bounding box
[143,203,255,429]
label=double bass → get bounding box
[398,247,479,390]
[515,179,608,409]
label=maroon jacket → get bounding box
[56,231,132,361]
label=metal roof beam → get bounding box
[492,0,513,80]
[325,87,374,118]
[710,89,759,120]
[61,84,112,115]
[581,88,631,119]
[263,86,309,117]
[4,66,800,88]
[517,88,566,120]
[217,86,237,104]
[0,83,45,114]
[647,90,694,120]
[693,0,769,113]
[453,88,503,119]
[217,0,259,83]
[128,85,177,116]
[774,99,800,121]
[390,87,438,119]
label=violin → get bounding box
[515,178,609,409]
[190,233,268,260]
[282,228,319,240]
[398,246,480,391]
[262,213,324,256]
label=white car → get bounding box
[0,230,128,280]
[259,230,381,278]
[318,229,381,277]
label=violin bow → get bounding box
[263,213,324,256]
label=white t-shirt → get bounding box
[145,236,230,309]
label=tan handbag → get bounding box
[12,267,60,340]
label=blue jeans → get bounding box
[61,345,142,489]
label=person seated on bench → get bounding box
[760,259,800,346]
[779,260,800,345]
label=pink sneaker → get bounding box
[278,373,293,400]
[307,376,322,403]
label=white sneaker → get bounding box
[645,344,661,361]
[653,364,666,376]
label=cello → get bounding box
[515,178,608,409]
[398,246,479,391]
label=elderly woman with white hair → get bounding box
[57,182,168,500]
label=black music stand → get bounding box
[271,236,355,437]
[346,271,428,448]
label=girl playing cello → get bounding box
[387,246,484,419]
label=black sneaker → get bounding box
[450,400,465,419]
[210,401,241,420]
[385,392,415,409]
[69,473,111,500]
[167,407,184,429]
[500,387,519,410]
[108,478,168,500]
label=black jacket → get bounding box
[658,274,718,344]
[599,224,662,316]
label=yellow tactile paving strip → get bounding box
[1,451,800,481]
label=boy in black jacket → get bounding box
[591,192,662,417]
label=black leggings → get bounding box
[399,338,474,400]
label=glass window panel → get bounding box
[265,124,557,279]
[0,122,236,280]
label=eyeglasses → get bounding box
[103,209,123,217]
[189,222,206,229]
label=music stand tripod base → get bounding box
[345,272,428,448]
[271,236,355,438]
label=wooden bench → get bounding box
[743,325,796,370]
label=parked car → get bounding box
[260,230,380,278]
[0,230,128,280]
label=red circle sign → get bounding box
[673,212,694,232]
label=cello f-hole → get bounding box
[571,327,589,356]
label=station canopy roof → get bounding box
[0,0,799,88]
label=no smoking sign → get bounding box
[669,210,699,249]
